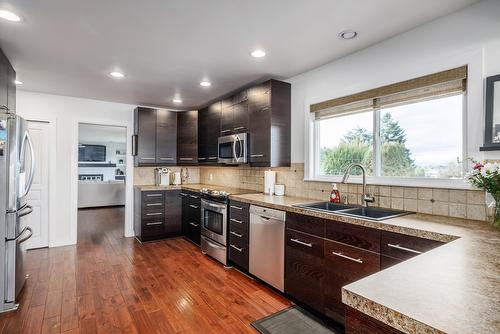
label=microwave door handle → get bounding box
[238,136,244,160]
[232,136,238,162]
[234,135,241,163]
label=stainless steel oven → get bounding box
[217,133,248,164]
[200,197,228,265]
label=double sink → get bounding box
[294,202,413,221]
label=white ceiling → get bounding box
[79,123,126,144]
[0,0,479,109]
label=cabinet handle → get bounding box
[189,205,199,209]
[233,126,246,131]
[250,154,264,158]
[208,157,217,160]
[290,238,312,248]
[189,195,199,199]
[230,205,243,210]
[146,194,162,197]
[230,218,243,224]
[387,243,422,255]
[141,157,155,160]
[159,157,174,161]
[146,212,163,216]
[230,231,243,238]
[180,193,188,197]
[230,244,243,252]
[331,251,363,264]
[198,157,207,161]
[132,135,138,156]
[189,222,199,227]
[146,203,162,206]
[221,129,231,133]
[179,157,194,161]
[146,222,163,226]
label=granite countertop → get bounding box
[134,183,255,195]
[229,192,500,334]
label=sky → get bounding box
[319,94,463,167]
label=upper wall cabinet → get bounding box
[0,48,16,112]
[220,90,249,136]
[198,101,221,164]
[133,107,177,166]
[177,110,198,165]
[248,80,291,167]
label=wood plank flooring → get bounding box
[0,207,291,333]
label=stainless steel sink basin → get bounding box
[294,202,413,221]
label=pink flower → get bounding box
[473,162,484,170]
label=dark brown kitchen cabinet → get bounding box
[198,101,221,164]
[324,240,380,325]
[177,110,198,165]
[248,80,291,167]
[134,189,181,242]
[345,307,404,334]
[181,190,201,245]
[232,100,248,133]
[156,109,177,164]
[0,47,16,112]
[228,200,250,271]
[134,107,157,165]
[220,98,233,136]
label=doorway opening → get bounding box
[77,123,127,243]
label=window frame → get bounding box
[309,92,469,189]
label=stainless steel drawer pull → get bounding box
[159,157,174,161]
[208,157,217,160]
[230,231,243,238]
[141,157,155,160]
[146,212,163,216]
[179,157,194,161]
[387,243,422,255]
[189,222,199,227]
[189,195,199,199]
[331,251,363,264]
[180,193,188,197]
[189,205,199,209]
[146,194,162,197]
[230,218,243,224]
[233,126,246,131]
[221,129,231,133]
[146,203,162,206]
[231,205,243,210]
[146,222,163,226]
[230,245,243,252]
[290,238,312,248]
[250,154,264,158]
[198,157,207,160]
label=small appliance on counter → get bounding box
[264,170,276,195]
[274,184,285,196]
[154,168,171,186]
[172,172,182,185]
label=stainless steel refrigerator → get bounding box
[0,110,35,312]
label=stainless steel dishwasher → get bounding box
[249,205,286,292]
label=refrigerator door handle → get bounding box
[20,131,35,198]
[18,205,33,218]
[6,226,33,243]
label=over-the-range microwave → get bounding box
[217,133,248,164]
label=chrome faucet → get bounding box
[341,163,375,207]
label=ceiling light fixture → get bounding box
[250,49,266,58]
[109,71,125,78]
[200,81,211,87]
[173,98,182,103]
[0,10,21,22]
[338,30,358,40]
[14,80,23,85]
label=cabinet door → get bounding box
[232,100,248,133]
[197,107,209,162]
[206,101,221,162]
[381,231,444,261]
[248,84,271,164]
[186,192,201,245]
[285,229,324,313]
[0,48,9,109]
[135,107,157,165]
[164,190,182,237]
[324,240,380,325]
[220,98,233,136]
[177,110,198,165]
[156,109,177,164]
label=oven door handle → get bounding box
[202,199,227,210]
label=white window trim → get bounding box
[306,93,470,189]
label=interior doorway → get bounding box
[76,123,127,242]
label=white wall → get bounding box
[16,91,135,247]
[287,0,500,166]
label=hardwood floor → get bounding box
[0,207,291,333]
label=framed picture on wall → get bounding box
[481,74,500,150]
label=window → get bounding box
[311,67,466,185]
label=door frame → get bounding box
[70,119,134,244]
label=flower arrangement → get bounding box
[466,160,500,226]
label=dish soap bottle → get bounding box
[330,183,341,203]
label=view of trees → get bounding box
[320,113,425,176]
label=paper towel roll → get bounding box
[264,170,276,195]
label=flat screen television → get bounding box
[79,144,106,162]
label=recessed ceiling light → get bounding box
[173,98,182,103]
[338,30,358,40]
[109,71,125,78]
[200,81,211,87]
[250,49,266,58]
[0,10,21,22]
[14,80,23,85]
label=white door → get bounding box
[23,121,50,249]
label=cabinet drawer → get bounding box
[229,241,249,270]
[229,229,248,246]
[286,212,325,238]
[229,217,248,235]
[141,220,165,236]
[381,231,444,261]
[324,240,380,325]
[325,220,380,252]
[285,229,324,261]
[141,210,164,220]
[142,191,164,202]
[229,201,249,220]
[143,201,164,210]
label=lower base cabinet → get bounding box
[181,190,201,245]
[345,307,403,334]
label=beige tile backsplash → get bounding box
[198,163,490,222]
[134,167,200,185]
